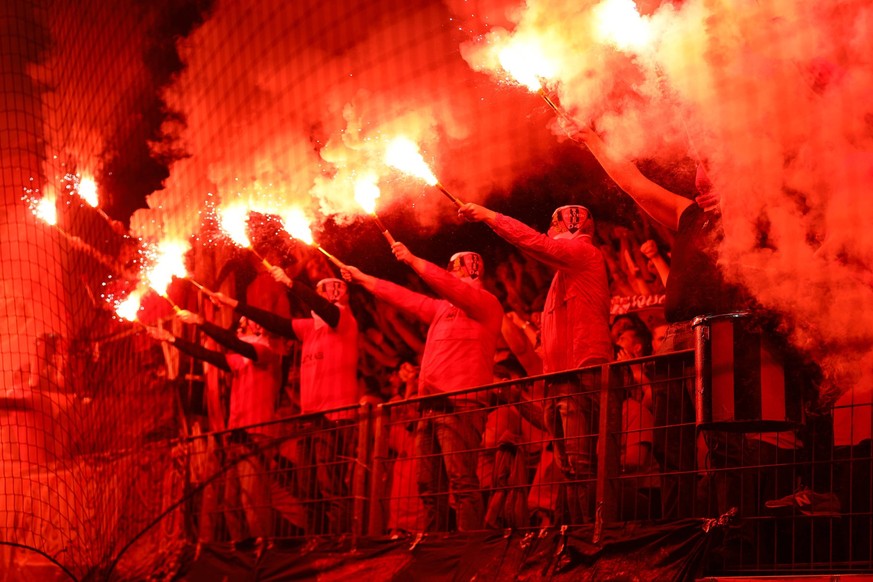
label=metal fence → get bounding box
[179,349,873,573]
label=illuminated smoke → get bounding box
[134,1,566,239]
[454,0,873,399]
[23,0,872,399]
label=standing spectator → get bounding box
[342,243,503,532]
[460,202,612,524]
[148,315,282,539]
[613,320,661,520]
[212,270,359,534]
[574,125,776,522]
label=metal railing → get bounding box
[177,349,873,573]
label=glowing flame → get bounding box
[33,196,58,226]
[144,240,188,297]
[218,204,252,248]
[115,289,143,322]
[77,176,99,207]
[592,0,652,52]
[385,137,438,185]
[497,38,557,92]
[354,175,380,215]
[281,207,314,245]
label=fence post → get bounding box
[595,363,621,537]
[352,404,371,538]
[367,404,389,536]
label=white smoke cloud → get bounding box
[452,0,873,400]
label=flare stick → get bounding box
[434,183,463,207]
[245,247,273,270]
[372,214,397,246]
[317,246,347,269]
[185,277,219,299]
[537,88,563,116]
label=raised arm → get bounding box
[268,266,340,328]
[459,204,597,272]
[211,292,297,339]
[341,264,439,324]
[390,242,503,329]
[175,309,258,361]
[575,127,691,230]
[147,326,232,372]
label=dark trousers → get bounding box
[652,322,699,519]
[296,417,357,535]
[416,399,487,532]
[834,440,872,566]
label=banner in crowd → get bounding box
[610,294,665,315]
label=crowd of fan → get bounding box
[271,219,672,410]
[139,128,869,566]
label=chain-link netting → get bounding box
[3,0,873,580]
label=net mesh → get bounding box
[2,0,872,580]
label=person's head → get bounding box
[651,322,668,354]
[316,277,348,304]
[238,316,263,338]
[615,328,648,359]
[447,251,483,282]
[611,313,652,357]
[610,314,640,344]
[548,205,594,239]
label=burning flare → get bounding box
[281,207,346,268]
[497,38,557,92]
[115,289,143,322]
[385,138,463,207]
[30,196,58,226]
[281,207,314,245]
[217,204,253,248]
[354,175,396,246]
[144,240,188,298]
[385,137,438,186]
[77,175,99,208]
[354,175,381,215]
